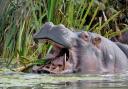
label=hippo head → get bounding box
[33,22,102,74]
[33,22,79,73]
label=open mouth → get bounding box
[33,38,73,74]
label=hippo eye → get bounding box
[84,35,89,41]
[79,32,89,41]
[84,35,88,39]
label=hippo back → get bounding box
[115,42,128,58]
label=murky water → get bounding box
[0,69,128,89]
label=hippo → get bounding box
[33,22,128,74]
[88,32,128,73]
[115,42,128,58]
[111,32,128,44]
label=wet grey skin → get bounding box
[112,32,128,44]
[88,32,128,73]
[33,22,78,49]
[115,42,128,58]
[33,22,128,74]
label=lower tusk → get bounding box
[63,53,66,70]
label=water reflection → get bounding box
[64,80,127,89]
[44,75,125,89]
[0,72,128,89]
[7,86,32,89]
[29,79,128,89]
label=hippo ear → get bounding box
[92,37,101,47]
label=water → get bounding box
[0,70,128,89]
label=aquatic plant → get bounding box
[0,0,127,67]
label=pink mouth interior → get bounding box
[37,39,72,74]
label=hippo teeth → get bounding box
[62,53,66,70]
[38,48,70,73]
[33,38,71,74]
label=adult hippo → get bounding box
[33,22,128,74]
[111,32,128,44]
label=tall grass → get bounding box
[0,0,47,67]
[0,0,126,67]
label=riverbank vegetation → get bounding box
[0,0,128,68]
